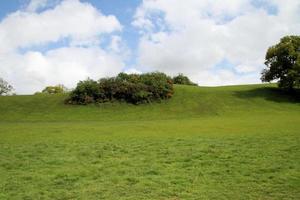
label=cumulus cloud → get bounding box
[0,0,121,53]
[0,47,124,94]
[1,0,299,93]
[0,0,124,94]
[124,68,142,74]
[133,0,300,85]
[26,0,50,12]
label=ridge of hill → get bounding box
[0,84,299,122]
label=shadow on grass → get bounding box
[234,87,300,103]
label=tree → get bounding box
[66,72,174,105]
[173,73,197,86]
[42,84,67,94]
[0,78,13,95]
[261,35,300,90]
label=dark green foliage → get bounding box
[41,84,67,94]
[0,78,13,95]
[66,79,101,104]
[117,72,140,83]
[261,35,300,90]
[67,72,174,105]
[98,78,150,104]
[139,72,174,99]
[173,73,197,86]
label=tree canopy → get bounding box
[261,35,300,90]
[66,72,174,105]
[41,84,67,94]
[0,78,13,95]
[172,74,197,86]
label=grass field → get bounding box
[0,84,300,199]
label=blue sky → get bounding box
[81,0,141,67]
[0,0,142,68]
[0,0,299,94]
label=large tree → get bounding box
[0,78,13,95]
[261,35,300,90]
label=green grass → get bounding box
[0,84,299,199]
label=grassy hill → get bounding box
[0,84,299,199]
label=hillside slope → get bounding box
[0,84,299,122]
[0,84,300,200]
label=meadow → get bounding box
[0,84,299,199]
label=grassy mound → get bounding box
[0,84,299,199]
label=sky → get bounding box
[0,0,299,94]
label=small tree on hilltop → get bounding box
[42,84,68,94]
[261,35,300,90]
[0,78,13,95]
[173,73,197,86]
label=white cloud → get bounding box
[235,64,257,73]
[26,0,50,12]
[124,68,142,74]
[0,0,121,53]
[109,35,123,53]
[0,47,124,94]
[133,0,300,85]
[192,70,259,86]
[0,0,124,94]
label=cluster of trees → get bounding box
[66,72,174,105]
[1,35,298,99]
[0,72,197,102]
[261,35,300,91]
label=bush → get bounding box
[42,84,67,94]
[140,72,174,99]
[173,74,197,86]
[66,79,102,104]
[67,72,174,105]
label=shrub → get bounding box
[117,72,141,83]
[67,72,174,105]
[140,72,174,99]
[42,84,67,94]
[66,79,102,104]
[173,74,197,86]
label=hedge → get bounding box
[66,72,174,105]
